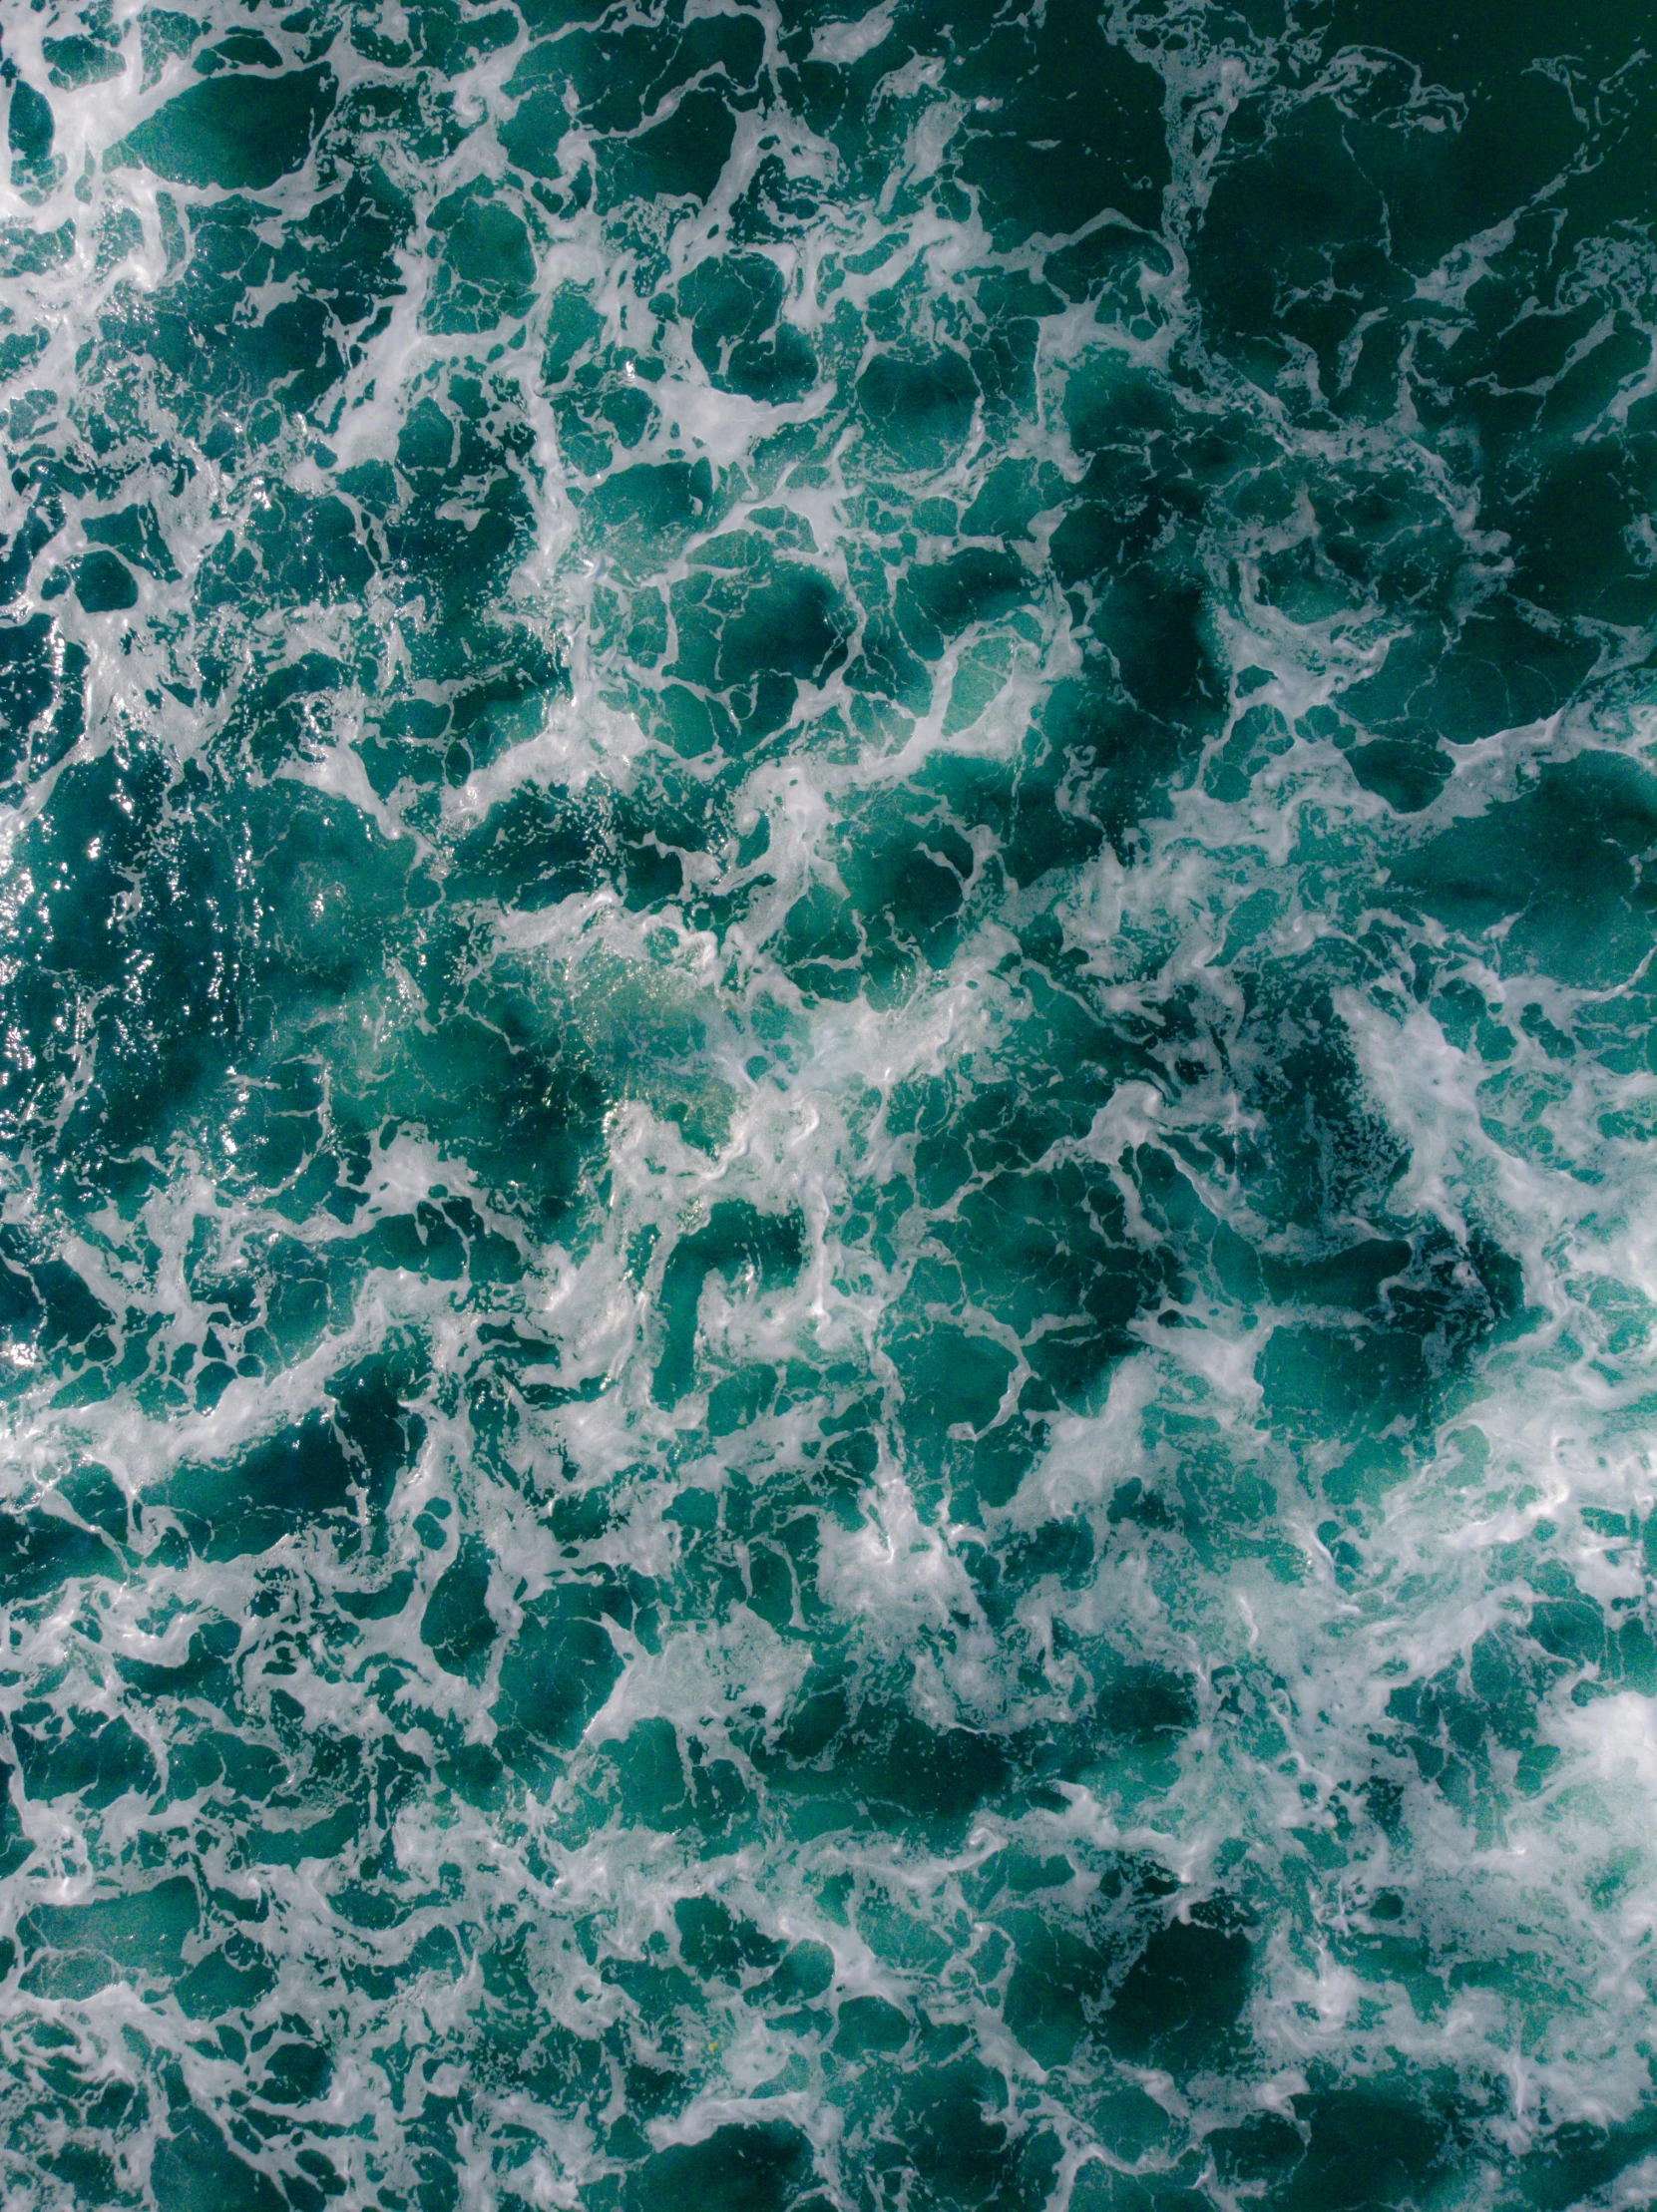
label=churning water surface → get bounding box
[0,0,1655,2206]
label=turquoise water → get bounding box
[1,0,1657,2204]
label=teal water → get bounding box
[1,0,1656,2205]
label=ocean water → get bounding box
[1,0,1657,2204]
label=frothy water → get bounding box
[1,0,1656,2205]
